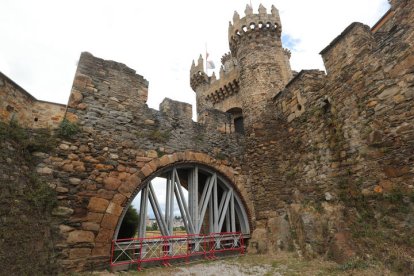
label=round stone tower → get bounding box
[229,4,293,131]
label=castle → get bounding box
[0,0,413,273]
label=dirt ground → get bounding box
[84,252,397,276]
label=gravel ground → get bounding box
[86,253,396,276]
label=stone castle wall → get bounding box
[31,52,253,272]
[1,0,413,273]
[245,0,414,267]
[0,72,65,128]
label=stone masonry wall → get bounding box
[0,72,65,128]
[0,123,58,275]
[247,0,414,271]
[1,1,414,273]
[31,52,253,272]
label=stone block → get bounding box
[378,86,399,100]
[383,166,410,178]
[69,248,91,259]
[79,145,90,153]
[249,228,268,254]
[112,194,127,205]
[92,244,111,257]
[106,202,123,216]
[59,143,70,150]
[95,228,114,243]
[67,230,95,244]
[56,186,69,193]
[87,197,109,213]
[82,222,100,232]
[36,167,53,175]
[146,150,158,158]
[118,183,134,197]
[59,224,74,234]
[140,165,153,177]
[84,156,99,163]
[62,164,74,172]
[136,156,152,162]
[379,179,395,192]
[68,90,83,108]
[101,213,119,230]
[97,189,115,200]
[52,206,74,217]
[85,212,104,223]
[95,164,114,171]
[118,172,130,181]
[69,178,81,185]
[103,177,121,191]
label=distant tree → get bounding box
[117,206,139,239]
[151,222,158,231]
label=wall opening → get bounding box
[234,117,245,134]
[111,163,249,270]
[115,163,250,239]
[226,107,245,135]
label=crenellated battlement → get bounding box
[190,3,291,119]
[221,52,233,65]
[228,4,282,52]
[205,77,240,105]
[190,51,240,111]
[190,55,209,91]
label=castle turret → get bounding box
[190,55,212,118]
[229,4,293,130]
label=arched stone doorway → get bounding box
[81,152,251,268]
[115,163,250,239]
[101,152,251,269]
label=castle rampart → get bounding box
[0,72,65,128]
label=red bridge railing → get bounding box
[110,232,245,270]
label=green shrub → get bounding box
[149,130,170,143]
[26,129,57,153]
[338,257,369,271]
[8,118,28,143]
[58,118,80,138]
[26,174,57,212]
[384,188,404,203]
[151,222,158,231]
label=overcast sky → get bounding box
[1,0,389,113]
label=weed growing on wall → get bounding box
[26,173,57,212]
[58,118,80,139]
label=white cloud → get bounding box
[131,177,188,219]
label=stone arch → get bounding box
[88,151,252,259]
